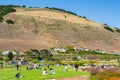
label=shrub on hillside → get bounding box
[6,19,14,24]
[103,24,114,32]
[115,27,120,33]
[45,7,78,16]
[0,17,3,22]
[0,5,16,22]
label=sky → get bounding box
[0,0,120,28]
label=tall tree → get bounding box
[7,51,14,61]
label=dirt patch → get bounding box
[58,76,89,80]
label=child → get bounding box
[15,72,22,78]
[42,69,47,75]
[50,68,55,75]
[65,65,68,71]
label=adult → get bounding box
[16,60,22,71]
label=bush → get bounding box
[0,17,3,22]
[7,51,14,61]
[4,57,9,62]
[89,67,100,75]
[6,19,14,24]
[32,59,39,63]
[104,26,114,32]
[90,69,120,80]
[115,27,120,33]
[109,77,120,80]
[0,5,16,22]
[45,7,78,16]
[0,57,3,60]
[103,24,114,32]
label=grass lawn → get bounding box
[0,65,90,80]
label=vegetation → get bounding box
[7,51,14,61]
[0,5,16,22]
[45,7,78,16]
[0,46,120,79]
[90,69,120,80]
[103,24,114,32]
[6,19,14,24]
[115,27,120,33]
[24,49,52,61]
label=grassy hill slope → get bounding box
[0,7,120,51]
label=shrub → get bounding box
[32,59,39,63]
[7,51,14,61]
[89,67,100,75]
[90,69,120,80]
[6,19,14,24]
[45,7,78,16]
[109,77,120,80]
[0,17,3,22]
[103,24,114,32]
[0,57,3,60]
[4,57,9,62]
[115,27,120,33]
[0,5,16,22]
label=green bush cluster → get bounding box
[6,19,14,24]
[103,24,114,32]
[115,27,120,33]
[45,7,78,16]
[0,5,16,22]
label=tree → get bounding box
[7,51,14,61]
[22,5,26,8]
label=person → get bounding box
[74,64,79,71]
[16,64,19,71]
[15,72,22,78]
[16,60,22,71]
[42,69,47,75]
[47,65,50,69]
[65,65,68,72]
[33,63,37,70]
[49,68,55,75]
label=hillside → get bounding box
[0,7,120,51]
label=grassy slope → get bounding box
[0,7,120,51]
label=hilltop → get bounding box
[0,6,120,51]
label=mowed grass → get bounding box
[0,66,90,80]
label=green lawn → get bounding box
[0,66,90,80]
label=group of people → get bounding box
[64,64,79,72]
[26,63,41,70]
[43,68,55,75]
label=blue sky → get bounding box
[0,0,120,28]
